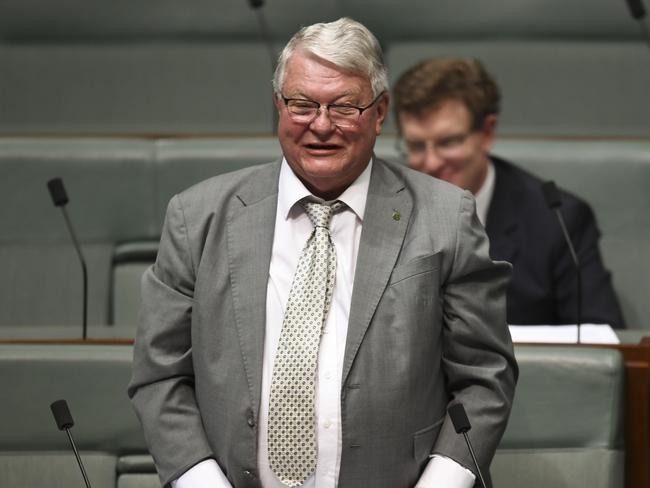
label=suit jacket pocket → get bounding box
[413,417,445,462]
[388,252,441,287]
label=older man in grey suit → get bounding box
[129,17,517,488]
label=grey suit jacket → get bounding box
[128,157,517,488]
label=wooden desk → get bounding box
[614,338,650,488]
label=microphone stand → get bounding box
[63,425,92,488]
[448,403,487,488]
[248,0,278,134]
[542,181,582,343]
[48,178,88,340]
[59,206,88,339]
[50,399,92,488]
[551,207,582,344]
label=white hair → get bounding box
[273,17,388,98]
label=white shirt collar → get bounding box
[278,157,372,222]
[473,160,495,226]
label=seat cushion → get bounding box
[0,452,116,488]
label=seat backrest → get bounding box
[492,346,625,488]
[0,343,625,488]
[0,139,155,327]
[96,137,650,333]
[3,137,648,335]
[0,343,148,488]
[110,138,283,328]
[385,40,650,138]
[2,0,647,137]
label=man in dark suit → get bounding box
[129,20,517,488]
[393,58,625,329]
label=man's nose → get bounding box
[309,108,336,134]
[420,145,446,177]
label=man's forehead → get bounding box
[283,86,364,100]
[283,52,371,93]
[405,100,472,123]
[400,104,473,136]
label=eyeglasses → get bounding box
[280,92,385,128]
[395,131,474,160]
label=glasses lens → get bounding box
[329,107,361,128]
[405,140,426,155]
[287,100,318,122]
[399,132,472,160]
[284,98,366,128]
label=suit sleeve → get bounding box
[553,198,626,328]
[432,191,518,483]
[128,194,216,487]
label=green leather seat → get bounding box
[0,344,147,488]
[0,343,625,488]
[493,346,625,487]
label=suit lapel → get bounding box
[486,158,520,264]
[342,159,412,386]
[227,162,280,417]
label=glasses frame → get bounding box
[280,91,385,127]
[395,130,478,161]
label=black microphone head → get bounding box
[47,178,69,207]
[541,180,562,209]
[626,0,646,19]
[448,403,471,434]
[50,399,74,430]
[248,0,264,8]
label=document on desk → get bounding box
[508,324,620,344]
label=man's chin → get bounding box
[299,154,346,174]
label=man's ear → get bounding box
[273,92,283,112]
[480,114,498,152]
[375,92,390,135]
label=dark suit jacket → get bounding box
[129,158,517,488]
[486,156,625,328]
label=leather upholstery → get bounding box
[0,344,624,487]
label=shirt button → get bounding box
[324,420,332,429]
[324,371,332,380]
[247,416,255,427]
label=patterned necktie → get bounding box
[268,199,343,487]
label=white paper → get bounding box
[508,324,620,344]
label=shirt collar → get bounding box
[278,157,372,222]
[474,160,495,226]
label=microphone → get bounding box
[50,400,93,488]
[626,0,646,19]
[541,181,582,343]
[624,0,650,58]
[47,178,69,206]
[247,0,278,134]
[448,403,487,488]
[47,178,88,339]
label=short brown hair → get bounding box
[393,58,500,131]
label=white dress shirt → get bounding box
[473,160,496,227]
[173,158,475,488]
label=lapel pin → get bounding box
[392,209,401,221]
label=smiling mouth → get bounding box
[305,143,342,151]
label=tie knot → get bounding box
[301,200,344,229]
